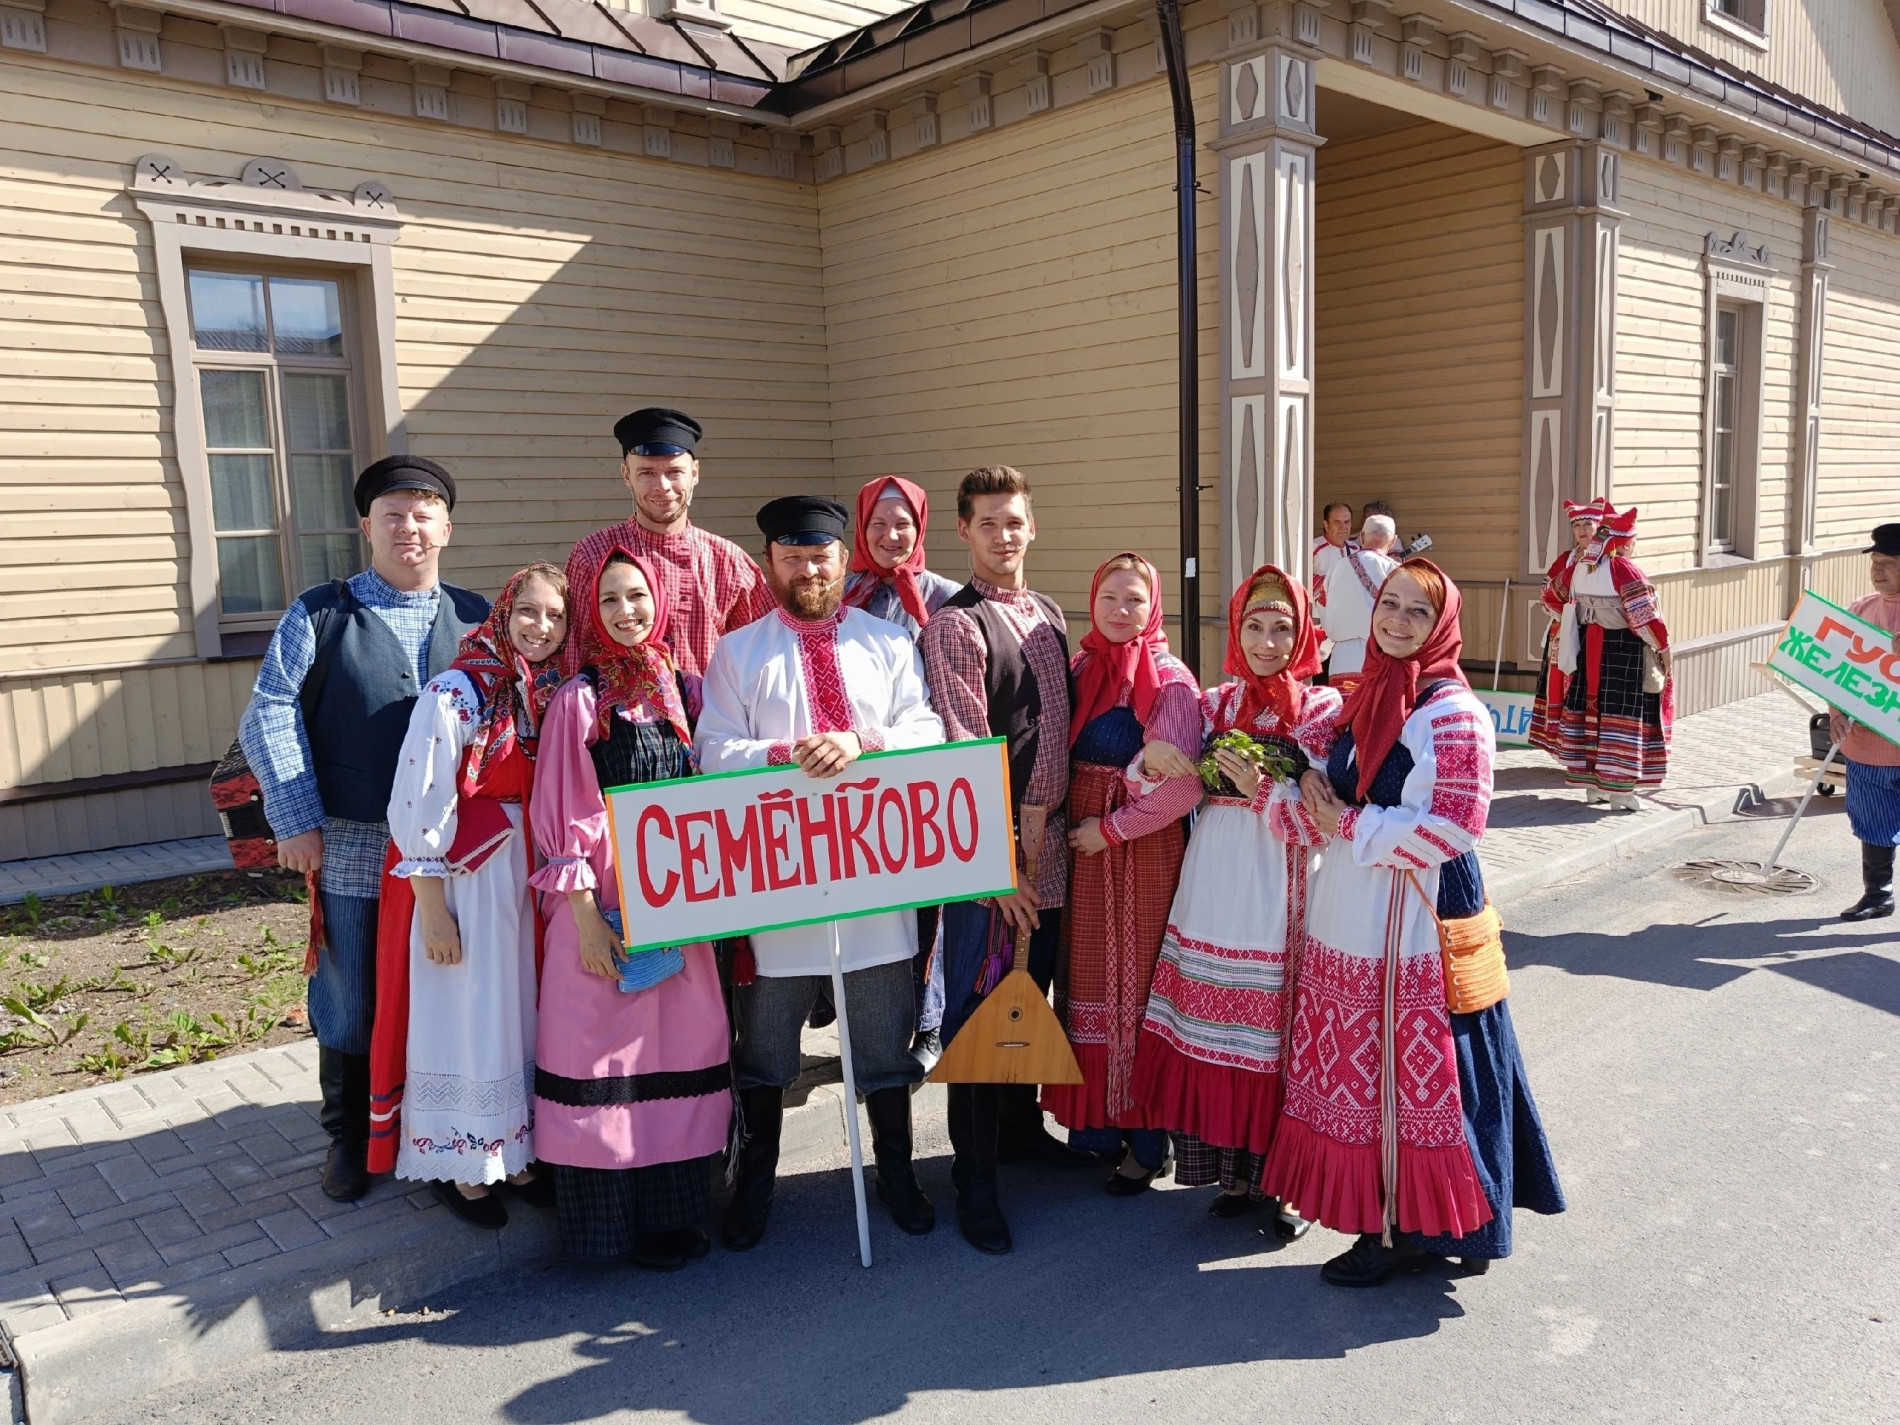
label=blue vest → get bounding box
[305,581,488,823]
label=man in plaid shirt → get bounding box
[237,456,487,1202]
[920,465,1097,1257]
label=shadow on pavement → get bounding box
[1506,910,1896,1007]
[273,1160,1478,1423]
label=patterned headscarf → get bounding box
[1070,551,1195,745]
[1578,503,1638,570]
[1338,558,1468,801]
[843,476,936,628]
[1227,562,1323,732]
[572,544,692,747]
[450,566,567,798]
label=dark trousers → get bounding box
[732,960,923,1097]
[312,891,377,1054]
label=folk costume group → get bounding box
[239,405,1576,1289]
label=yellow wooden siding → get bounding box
[818,68,1224,645]
[0,781,223,860]
[0,47,828,684]
[1611,158,1801,570]
[1596,0,1900,135]
[1314,121,1524,583]
[0,659,257,791]
[1815,220,1900,553]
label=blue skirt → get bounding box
[1845,758,1900,846]
[1414,999,1566,1260]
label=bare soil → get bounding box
[0,870,315,1107]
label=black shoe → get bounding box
[1103,1150,1170,1197]
[1266,1197,1311,1241]
[318,1046,372,1201]
[996,1125,1100,1168]
[721,1086,784,1252]
[1320,1232,1436,1287]
[631,1232,690,1272]
[670,1225,712,1260]
[321,1138,370,1202]
[505,1169,556,1210]
[947,1084,1009,1253]
[1842,844,1895,920]
[432,1180,507,1229]
[1208,1190,1256,1219]
[865,1087,935,1235]
[1460,1257,1491,1275]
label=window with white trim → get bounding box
[187,267,365,623]
[1699,233,1772,562]
[1708,303,1742,552]
[1705,0,1767,46]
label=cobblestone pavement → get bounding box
[0,838,234,907]
[1479,688,1811,895]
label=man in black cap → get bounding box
[695,495,946,1251]
[237,455,488,1201]
[562,407,772,681]
[1833,521,1900,921]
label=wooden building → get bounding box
[3,0,1898,858]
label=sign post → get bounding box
[601,739,1017,1267]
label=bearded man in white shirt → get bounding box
[696,494,946,1252]
[1319,513,1401,691]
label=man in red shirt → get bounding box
[563,408,773,680]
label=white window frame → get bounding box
[132,155,404,659]
[1703,0,1769,51]
[1700,232,1773,564]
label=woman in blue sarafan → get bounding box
[1266,558,1566,1287]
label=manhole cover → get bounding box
[1672,859,1817,895]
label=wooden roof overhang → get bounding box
[777,0,1900,185]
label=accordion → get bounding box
[207,739,281,871]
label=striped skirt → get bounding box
[1846,758,1900,845]
[1552,624,1669,791]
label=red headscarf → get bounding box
[571,544,692,747]
[1338,558,1468,800]
[1070,552,1188,746]
[450,566,567,798]
[843,476,936,628]
[1226,563,1323,732]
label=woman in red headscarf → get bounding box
[1129,564,1337,1232]
[841,476,960,636]
[1041,553,1202,1193]
[372,562,568,1227]
[1264,559,1564,1287]
[527,546,732,1273]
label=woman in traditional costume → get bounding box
[1130,565,1336,1230]
[841,475,960,635]
[373,564,568,1226]
[1546,505,1673,809]
[1265,559,1565,1286]
[1042,552,1202,1194]
[1528,498,1604,757]
[528,547,732,1272]
[840,475,961,1056]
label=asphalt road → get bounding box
[97,796,1898,1425]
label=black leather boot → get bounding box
[947,1084,1010,1254]
[1841,843,1896,921]
[319,1047,371,1202]
[1320,1232,1436,1287]
[721,1086,783,1251]
[865,1088,934,1235]
[995,1083,1096,1167]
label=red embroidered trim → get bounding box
[780,610,854,734]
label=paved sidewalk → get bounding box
[0,840,234,908]
[0,683,1814,1422]
[1480,687,1812,901]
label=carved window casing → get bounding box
[130,156,404,659]
[1701,232,1773,563]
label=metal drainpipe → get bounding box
[1155,0,1201,675]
